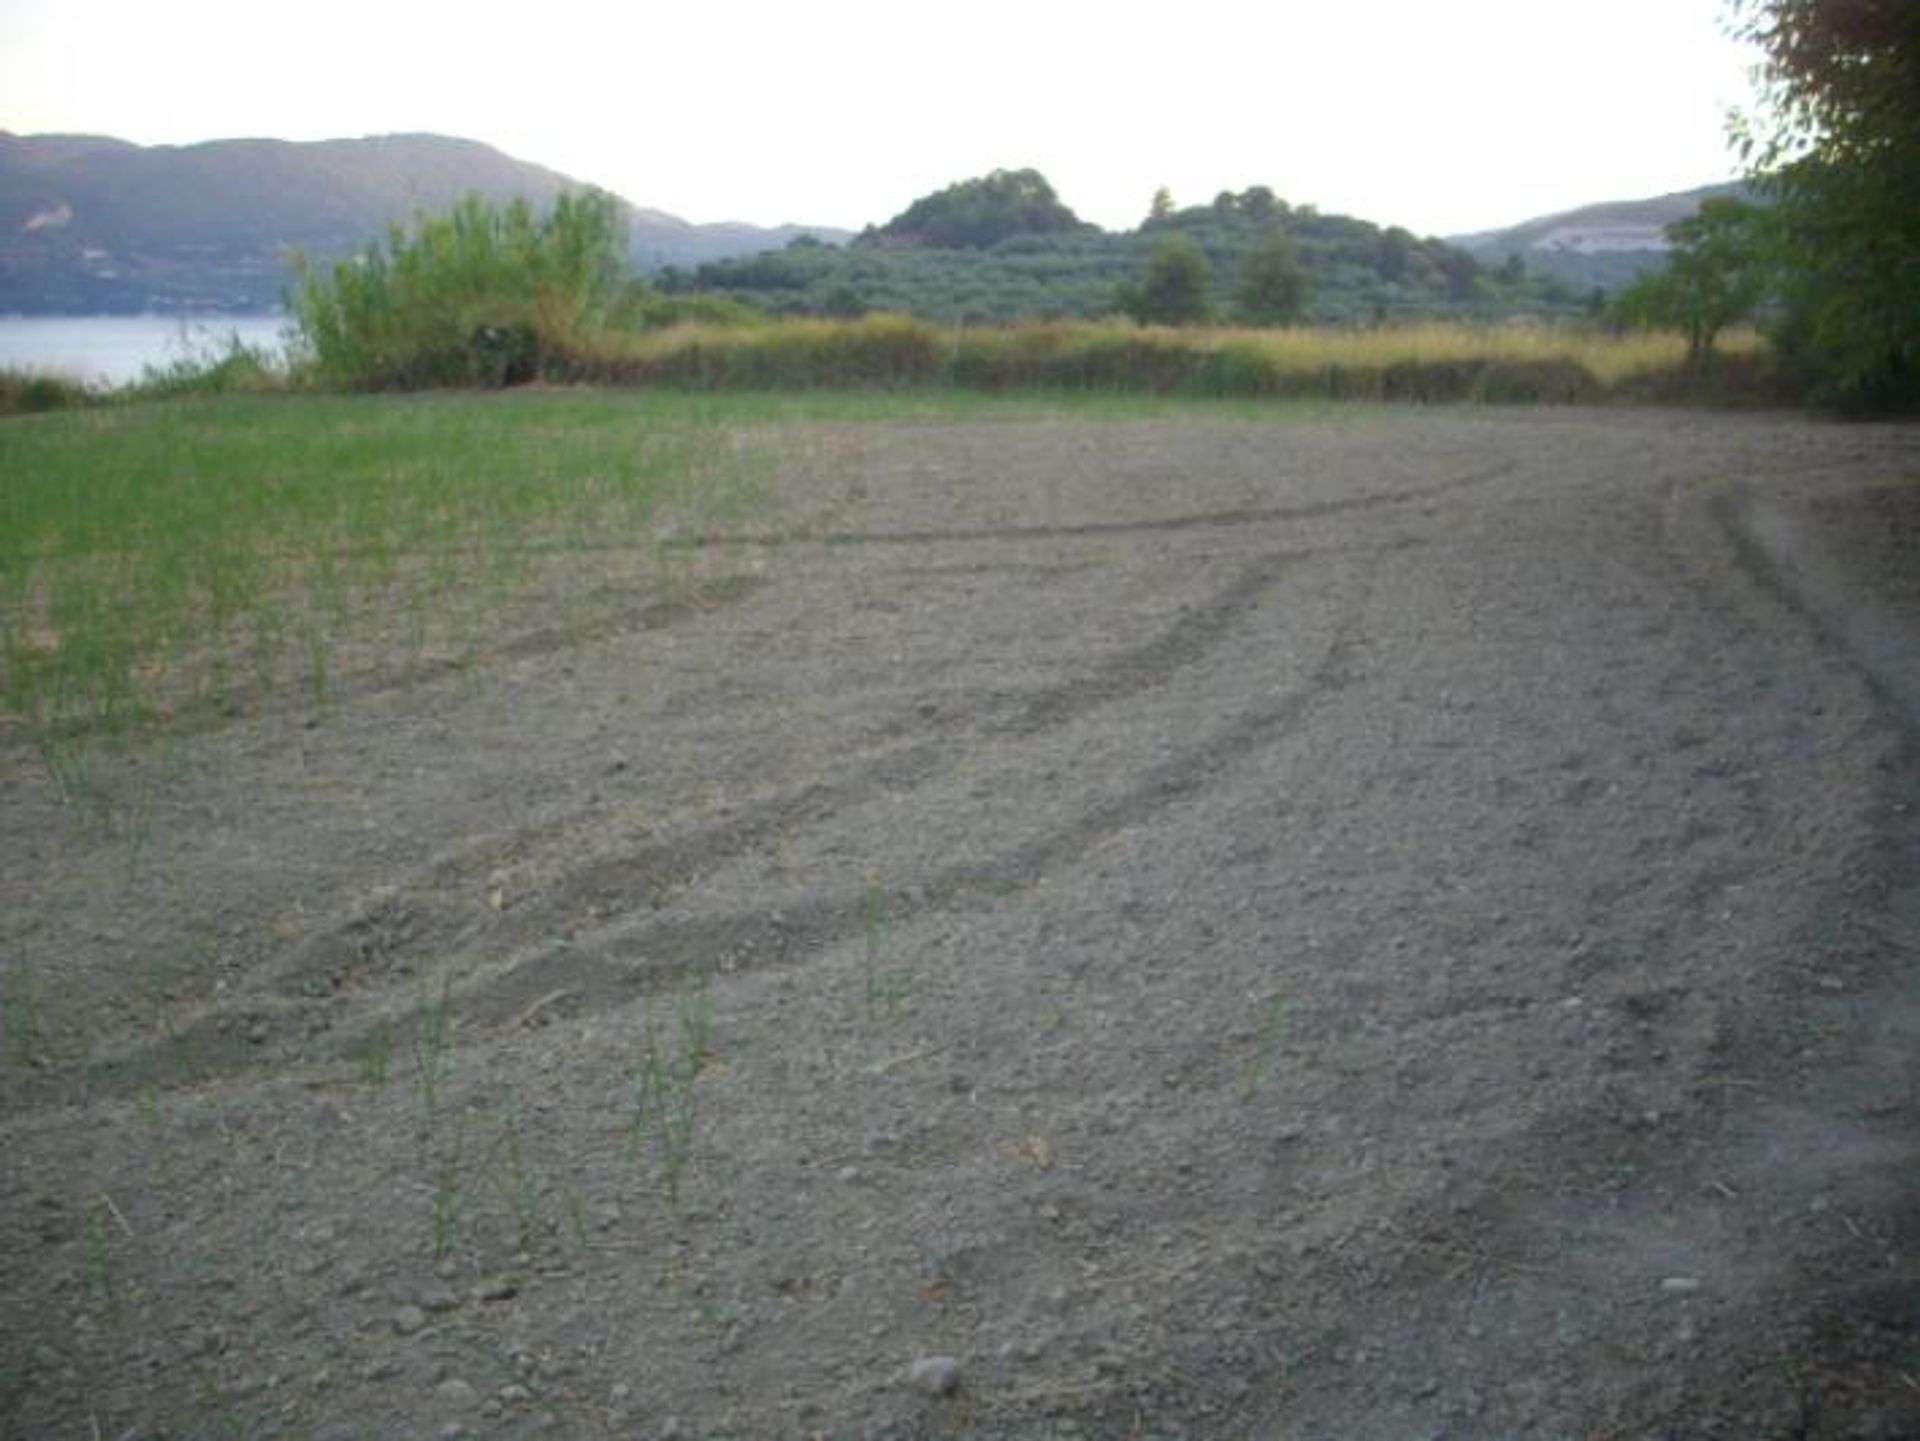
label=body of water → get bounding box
[0,315,293,387]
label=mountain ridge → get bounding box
[0,130,851,313]
[0,127,1735,316]
[1448,182,1751,292]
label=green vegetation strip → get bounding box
[571,316,1756,400]
[0,391,737,752]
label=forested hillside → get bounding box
[672,174,1592,324]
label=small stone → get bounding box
[436,1376,478,1410]
[610,1381,633,1404]
[498,1383,532,1405]
[392,1305,428,1336]
[421,1284,461,1312]
[1660,1276,1702,1295]
[837,1165,861,1183]
[907,1355,962,1396]
[474,1275,519,1303]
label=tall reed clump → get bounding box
[290,191,632,391]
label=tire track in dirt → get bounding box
[44,454,1487,1105]
[678,460,1514,551]
[60,539,1371,1106]
[450,606,1364,1033]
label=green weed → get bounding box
[676,974,712,1078]
[358,1026,391,1087]
[487,1092,540,1248]
[623,1000,704,1211]
[431,1120,466,1265]
[1242,990,1293,1098]
[5,959,36,1069]
[862,872,911,1020]
[411,972,454,1121]
[146,960,198,1083]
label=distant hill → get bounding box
[680,175,1590,325]
[858,168,1095,251]
[0,131,850,314]
[1449,183,1751,293]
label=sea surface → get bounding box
[0,315,293,387]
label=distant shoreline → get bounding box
[0,314,292,385]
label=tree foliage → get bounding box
[1610,198,1769,361]
[1732,0,1920,409]
[1117,235,1213,326]
[1234,232,1311,326]
[861,168,1090,250]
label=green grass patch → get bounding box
[0,391,745,762]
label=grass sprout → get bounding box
[1243,990,1293,1098]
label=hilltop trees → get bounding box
[1731,0,1919,409]
[862,168,1090,250]
[691,176,1567,326]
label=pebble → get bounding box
[421,1284,462,1312]
[907,1355,962,1396]
[1660,1276,1702,1295]
[474,1275,519,1303]
[392,1305,428,1336]
[436,1376,478,1410]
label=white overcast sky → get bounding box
[1,0,1760,237]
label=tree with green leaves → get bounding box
[1731,0,1919,410]
[1233,232,1310,326]
[1116,234,1213,326]
[1609,197,1770,362]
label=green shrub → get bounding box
[290,191,630,390]
[0,369,95,416]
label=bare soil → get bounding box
[4,406,1919,1440]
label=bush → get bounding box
[0,369,94,415]
[291,191,630,390]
